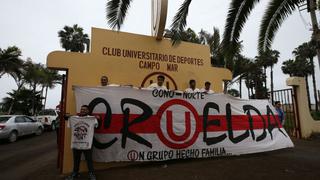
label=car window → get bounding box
[24,116,34,123]
[49,110,56,116]
[15,116,26,123]
[39,109,57,116]
[0,117,10,123]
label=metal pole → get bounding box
[293,87,302,138]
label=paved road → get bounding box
[1,132,320,180]
[97,138,320,180]
[0,131,58,180]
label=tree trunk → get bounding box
[239,77,242,98]
[32,83,36,115]
[309,0,320,72]
[86,39,90,53]
[44,86,49,109]
[8,100,15,115]
[270,65,274,104]
[310,58,318,111]
[40,85,45,109]
[263,67,267,89]
[8,84,24,115]
[305,76,311,111]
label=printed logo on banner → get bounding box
[127,150,139,161]
[156,99,201,149]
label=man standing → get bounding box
[200,81,214,94]
[66,105,98,180]
[274,101,285,126]
[147,75,167,90]
[185,79,200,93]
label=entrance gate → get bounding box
[270,89,301,138]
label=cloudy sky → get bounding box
[0,0,319,109]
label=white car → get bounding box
[36,109,59,131]
[0,115,44,142]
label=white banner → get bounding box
[73,86,294,162]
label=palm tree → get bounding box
[165,27,227,67]
[198,28,226,67]
[252,63,267,99]
[0,46,23,79]
[281,59,295,76]
[255,49,280,103]
[293,42,318,111]
[105,0,319,63]
[58,24,90,53]
[179,28,201,43]
[282,57,313,110]
[233,55,252,98]
[23,59,47,115]
[41,69,62,109]
[1,88,43,115]
[269,50,280,103]
[6,68,26,115]
[243,61,256,99]
[106,0,134,30]
[255,55,268,90]
[107,1,259,69]
[242,60,267,99]
[0,46,26,114]
[222,0,306,56]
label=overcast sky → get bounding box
[1,0,319,109]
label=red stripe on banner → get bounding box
[93,113,282,134]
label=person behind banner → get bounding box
[185,79,200,93]
[100,75,108,86]
[274,101,285,126]
[100,75,120,87]
[147,75,167,90]
[200,81,214,94]
[66,105,98,180]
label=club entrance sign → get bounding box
[48,27,232,173]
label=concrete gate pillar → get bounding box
[286,77,320,138]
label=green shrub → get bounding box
[310,111,320,120]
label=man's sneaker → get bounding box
[88,172,96,180]
[65,172,80,180]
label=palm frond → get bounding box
[222,0,260,57]
[106,0,132,30]
[170,0,193,44]
[212,27,220,53]
[258,0,303,53]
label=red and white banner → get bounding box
[73,86,294,162]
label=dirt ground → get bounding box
[1,132,320,180]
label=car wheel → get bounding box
[51,121,56,131]
[8,131,18,143]
[35,127,43,136]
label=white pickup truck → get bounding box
[36,109,59,131]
